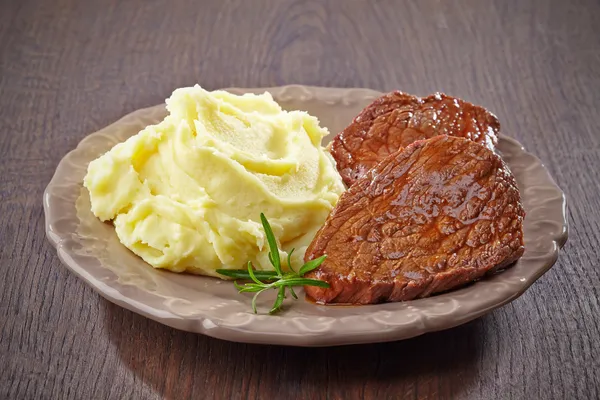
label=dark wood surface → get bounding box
[1,0,599,399]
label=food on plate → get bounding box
[330,91,500,186]
[84,85,345,277]
[304,135,525,304]
[217,213,330,314]
[83,84,527,314]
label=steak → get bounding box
[330,91,500,186]
[305,135,524,304]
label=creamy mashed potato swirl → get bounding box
[84,85,344,277]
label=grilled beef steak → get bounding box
[330,92,500,186]
[305,135,524,304]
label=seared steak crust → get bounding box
[331,92,500,186]
[305,135,524,304]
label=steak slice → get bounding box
[330,91,500,186]
[305,135,524,304]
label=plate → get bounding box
[44,85,568,346]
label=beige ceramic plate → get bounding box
[44,85,568,346]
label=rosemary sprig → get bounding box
[216,213,329,314]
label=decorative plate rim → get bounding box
[43,85,568,346]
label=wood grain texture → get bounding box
[1,0,599,399]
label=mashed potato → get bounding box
[83,85,344,277]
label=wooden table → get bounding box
[2,0,599,398]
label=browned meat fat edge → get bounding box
[305,135,525,305]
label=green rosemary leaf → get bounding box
[269,286,287,314]
[233,280,246,292]
[246,261,265,285]
[217,269,278,281]
[298,255,327,276]
[272,277,331,288]
[237,283,267,293]
[287,248,296,273]
[251,288,268,314]
[260,213,282,275]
